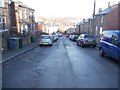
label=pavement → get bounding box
[1,41,39,63]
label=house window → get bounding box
[95,26,98,35]
[101,16,103,23]
[91,29,92,33]
[19,10,22,19]
[0,0,4,7]
[20,25,23,34]
[24,9,27,19]
[100,27,103,34]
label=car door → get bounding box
[79,35,84,44]
[101,33,111,55]
[110,34,119,60]
[77,36,81,45]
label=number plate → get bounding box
[43,43,48,45]
[88,40,93,42]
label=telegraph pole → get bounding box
[93,0,96,19]
[92,0,96,34]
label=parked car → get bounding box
[69,35,73,40]
[99,30,120,60]
[40,35,53,46]
[51,35,59,42]
[58,33,62,37]
[73,35,79,42]
[77,34,96,47]
[69,35,75,41]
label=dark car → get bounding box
[99,30,120,60]
[77,34,96,47]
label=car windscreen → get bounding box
[84,35,95,38]
[41,36,50,39]
[74,36,79,38]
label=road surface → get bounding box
[2,37,118,88]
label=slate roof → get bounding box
[95,4,118,16]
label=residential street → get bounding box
[2,37,118,88]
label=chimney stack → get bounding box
[108,2,111,8]
[93,0,96,19]
[108,1,118,8]
[99,8,102,13]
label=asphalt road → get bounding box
[2,37,119,88]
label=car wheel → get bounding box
[93,45,96,48]
[77,42,79,46]
[118,57,120,61]
[80,43,84,48]
[50,44,52,46]
[39,44,42,46]
[99,48,105,57]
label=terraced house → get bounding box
[75,2,120,36]
[1,0,11,51]
[1,0,35,51]
[9,0,35,35]
[94,2,120,36]
[0,0,10,32]
[18,1,35,35]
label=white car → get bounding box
[40,35,53,46]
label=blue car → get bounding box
[99,30,120,60]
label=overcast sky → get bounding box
[20,0,119,18]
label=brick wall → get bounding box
[75,24,80,34]
[104,5,119,30]
[83,22,89,33]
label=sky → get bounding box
[19,0,120,18]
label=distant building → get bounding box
[82,19,89,34]
[76,19,89,34]
[75,22,80,34]
[35,22,45,33]
[88,17,94,34]
[66,27,75,34]
[58,24,64,33]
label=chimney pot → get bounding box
[108,2,111,8]
[99,8,102,13]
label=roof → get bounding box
[18,1,27,8]
[76,22,81,25]
[84,19,88,23]
[96,7,112,16]
[18,1,35,11]
[95,4,118,16]
[88,17,93,20]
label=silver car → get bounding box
[40,35,53,46]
